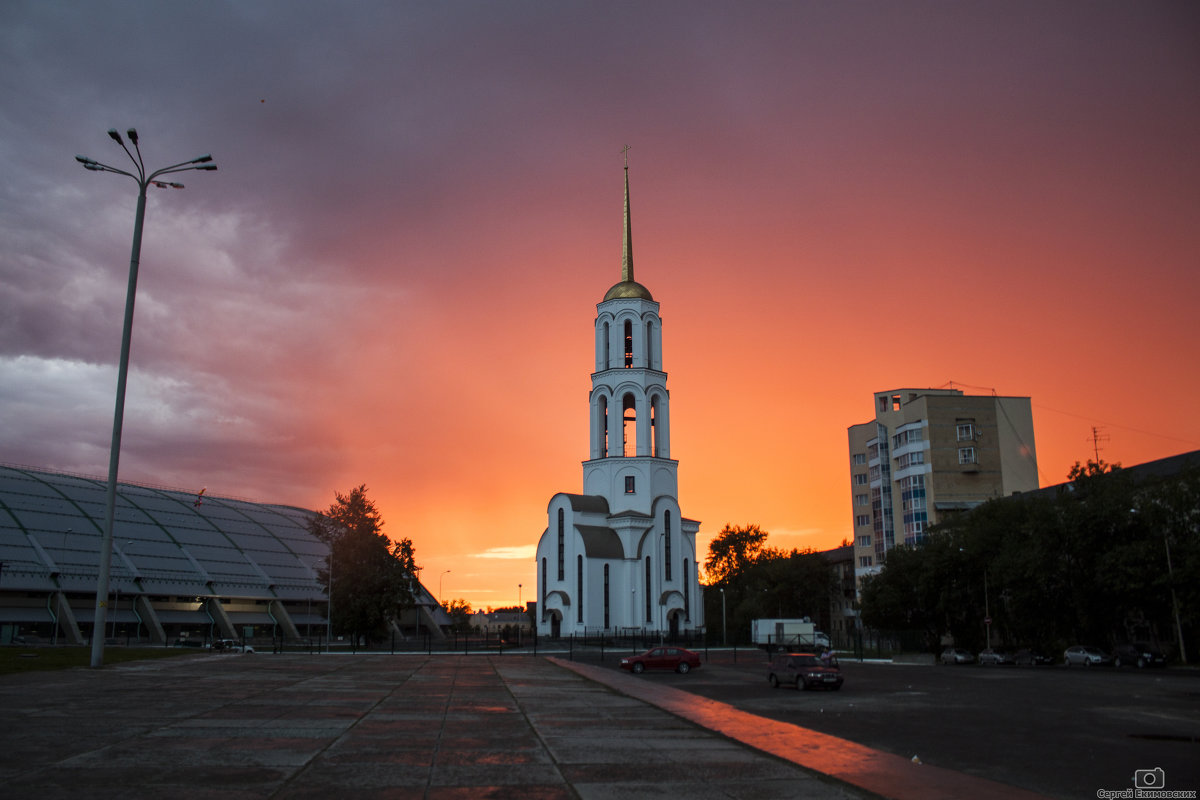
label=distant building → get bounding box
[847,388,1039,589]
[472,607,532,638]
[819,544,858,646]
[534,164,703,639]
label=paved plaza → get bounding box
[0,654,1043,799]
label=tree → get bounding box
[443,598,473,633]
[704,524,768,585]
[308,485,420,643]
[702,525,834,644]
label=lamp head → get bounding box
[107,129,123,144]
[126,128,139,145]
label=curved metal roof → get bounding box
[0,464,324,599]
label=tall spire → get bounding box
[602,145,653,302]
[621,146,634,284]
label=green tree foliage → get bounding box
[702,525,833,644]
[443,598,473,633]
[859,460,1200,658]
[704,524,768,585]
[308,485,420,642]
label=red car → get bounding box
[620,646,702,674]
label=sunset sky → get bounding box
[2,2,1198,611]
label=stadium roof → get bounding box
[0,464,324,600]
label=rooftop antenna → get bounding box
[1090,426,1110,463]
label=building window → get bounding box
[857,534,871,548]
[896,451,925,469]
[957,420,975,441]
[869,465,881,481]
[624,319,633,368]
[557,508,565,581]
[625,476,636,493]
[868,443,879,460]
[853,473,868,485]
[855,514,870,527]
[664,511,672,581]
[958,446,977,464]
[577,555,583,623]
[645,557,652,622]
[859,556,874,568]
[892,427,924,449]
[683,559,690,621]
[603,321,611,369]
[622,394,636,457]
[603,564,610,629]
[541,558,547,619]
[878,396,889,413]
[854,493,868,507]
[851,453,866,465]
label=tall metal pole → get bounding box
[90,185,147,668]
[77,129,216,668]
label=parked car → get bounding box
[619,646,701,674]
[1112,642,1166,669]
[977,648,1015,666]
[210,639,254,654]
[1013,649,1055,666]
[940,648,976,665]
[1063,645,1112,667]
[767,652,844,691]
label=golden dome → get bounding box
[603,280,654,301]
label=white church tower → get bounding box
[535,162,703,639]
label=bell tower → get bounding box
[535,158,701,639]
[583,162,676,513]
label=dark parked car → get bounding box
[1112,642,1166,669]
[1064,645,1112,667]
[1013,649,1054,666]
[620,646,701,674]
[940,648,976,665]
[978,648,1015,666]
[767,652,843,690]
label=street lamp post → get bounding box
[439,570,451,604]
[77,129,217,668]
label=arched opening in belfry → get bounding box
[603,321,611,369]
[598,395,609,457]
[622,394,636,457]
[650,395,659,457]
[623,319,633,368]
[645,320,653,368]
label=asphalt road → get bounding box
[570,648,1200,799]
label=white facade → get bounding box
[535,167,702,638]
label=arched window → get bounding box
[603,564,610,629]
[557,508,565,581]
[645,320,653,368]
[645,556,652,622]
[683,560,690,621]
[540,558,547,620]
[622,394,636,457]
[624,320,633,368]
[603,321,611,369]
[650,396,658,457]
[664,511,672,581]
[577,555,584,623]
[598,395,609,458]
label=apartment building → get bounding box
[848,388,1039,587]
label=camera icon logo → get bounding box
[1133,767,1166,789]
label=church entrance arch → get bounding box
[549,610,562,639]
[668,609,682,641]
